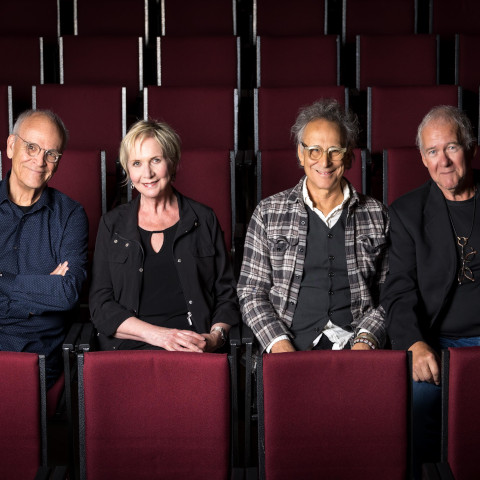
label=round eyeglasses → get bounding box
[15,134,62,163]
[301,142,347,162]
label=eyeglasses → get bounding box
[301,142,347,162]
[457,237,476,284]
[15,134,62,163]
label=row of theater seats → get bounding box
[2,83,480,264]
[4,32,480,102]
[1,328,479,479]
[3,0,480,43]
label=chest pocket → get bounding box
[356,234,388,275]
[268,235,299,270]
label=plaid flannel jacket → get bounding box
[237,177,390,352]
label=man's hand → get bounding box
[271,339,296,353]
[409,341,441,385]
[352,341,371,350]
[50,261,69,276]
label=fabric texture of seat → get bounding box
[59,35,143,106]
[78,350,231,480]
[33,84,126,206]
[442,346,480,480]
[356,34,438,90]
[257,35,340,87]
[383,147,431,205]
[257,350,411,479]
[144,86,238,151]
[254,0,327,38]
[368,85,461,154]
[161,0,236,36]
[342,0,417,44]
[174,149,235,251]
[0,352,47,479]
[157,36,239,89]
[49,149,107,253]
[430,0,480,35]
[0,0,58,37]
[455,34,480,92]
[0,37,44,109]
[74,0,149,42]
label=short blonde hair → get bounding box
[119,119,181,181]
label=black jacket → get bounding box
[381,174,479,350]
[89,191,240,350]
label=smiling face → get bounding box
[420,118,473,199]
[298,119,345,201]
[7,113,62,204]
[127,136,174,199]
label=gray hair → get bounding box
[416,105,475,152]
[119,119,181,182]
[291,99,359,169]
[13,109,69,151]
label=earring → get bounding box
[130,182,135,190]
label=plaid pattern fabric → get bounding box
[237,177,390,351]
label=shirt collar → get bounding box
[302,177,351,214]
[0,170,53,212]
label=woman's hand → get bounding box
[160,329,207,352]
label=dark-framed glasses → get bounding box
[15,134,62,163]
[457,237,476,284]
[301,142,347,162]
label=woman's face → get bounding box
[127,136,173,198]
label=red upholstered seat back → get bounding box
[258,35,339,88]
[81,350,231,480]
[357,34,437,90]
[0,352,42,479]
[445,346,480,480]
[259,350,410,479]
[383,147,431,204]
[173,149,234,250]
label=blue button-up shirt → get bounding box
[0,172,88,387]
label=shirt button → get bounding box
[289,300,295,305]
[329,255,335,261]
[177,258,182,263]
[300,220,306,225]
[328,271,334,277]
[188,300,193,305]
[125,243,129,247]
[114,239,118,243]
[328,233,333,239]
[328,310,332,317]
[299,248,304,253]
[139,268,143,272]
[328,290,334,295]
[314,328,320,333]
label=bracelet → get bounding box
[355,332,378,349]
[352,337,376,350]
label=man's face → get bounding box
[420,119,472,198]
[298,119,345,200]
[6,114,62,199]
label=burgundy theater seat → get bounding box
[257,350,411,479]
[78,350,233,479]
[356,34,438,90]
[441,346,480,480]
[383,147,431,205]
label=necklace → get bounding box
[445,190,477,285]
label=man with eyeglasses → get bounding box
[238,99,389,354]
[0,109,88,388]
[381,105,480,478]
